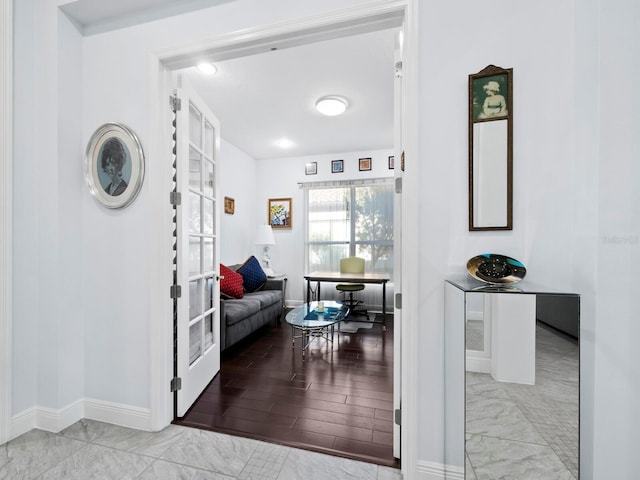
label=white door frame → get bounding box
[0,0,14,447]
[145,0,420,474]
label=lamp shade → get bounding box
[255,225,275,245]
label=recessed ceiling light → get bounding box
[315,96,349,116]
[196,63,217,75]
[275,138,294,149]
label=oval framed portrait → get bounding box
[85,123,145,209]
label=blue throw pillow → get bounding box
[237,256,267,292]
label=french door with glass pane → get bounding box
[175,79,221,416]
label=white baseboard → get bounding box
[445,465,465,479]
[37,399,85,433]
[84,398,152,431]
[11,407,37,439]
[466,353,491,373]
[415,460,447,480]
[415,460,464,480]
[10,398,153,441]
[11,399,84,439]
[467,310,483,321]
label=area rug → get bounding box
[340,321,375,333]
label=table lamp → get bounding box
[255,224,276,276]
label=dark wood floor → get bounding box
[174,312,399,468]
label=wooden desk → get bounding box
[304,272,390,327]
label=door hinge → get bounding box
[395,177,402,194]
[395,61,403,78]
[169,191,182,206]
[169,95,182,112]
[170,285,182,299]
[395,293,402,310]
[394,408,401,426]
[170,377,182,392]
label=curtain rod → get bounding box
[297,177,393,189]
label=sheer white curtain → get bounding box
[303,179,394,278]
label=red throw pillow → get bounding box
[220,264,244,299]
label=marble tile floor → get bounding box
[465,322,579,479]
[0,419,403,480]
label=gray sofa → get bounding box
[220,277,285,351]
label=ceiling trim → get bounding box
[59,0,237,36]
[158,0,406,69]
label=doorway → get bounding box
[150,1,414,466]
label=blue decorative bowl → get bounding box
[467,254,526,284]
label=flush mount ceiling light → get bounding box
[196,62,217,75]
[315,95,349,116]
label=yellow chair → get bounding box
[336,257,368,318]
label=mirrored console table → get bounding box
[444,277,580,479]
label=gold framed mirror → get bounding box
[469,65,513,231]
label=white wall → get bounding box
[12,0,39,415]
[56,6,85,411]
[592,0,640,476]
[573,0,599,476]
[219,140,259,264]
[256,148,395,305]
[81,42,152,408]
[416,1,639,478]
[416,0,575,467]
[13,2,86,415]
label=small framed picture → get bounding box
[268,198,292,229]
[224,196,235,214]
[359,157,372,171]
[305,162,317,175]
[388,155,395,170]
[470,68,511,122]
[84,123,145,209]
[331,159,344,173]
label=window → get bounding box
[305,181,393,277]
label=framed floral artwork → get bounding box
[268,198,292,229]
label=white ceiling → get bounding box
[59,0,237,35]
[179,29,397,160]
[60,0,398,160]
